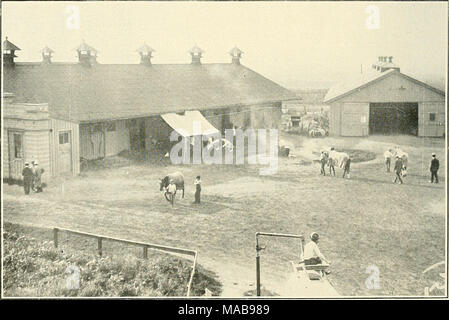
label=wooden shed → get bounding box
[324,69,445,137]
[3,98,80,184]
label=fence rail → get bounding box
[53,227,198,296]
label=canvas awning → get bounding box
[161,110,220,137]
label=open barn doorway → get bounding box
[369,102,418,135]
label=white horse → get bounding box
[329,149,349,168]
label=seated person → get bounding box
[302,232,331,274]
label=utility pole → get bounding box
[255,232,304,296]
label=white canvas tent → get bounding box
[161,110,220,138]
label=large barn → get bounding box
[324,58,445,137]
[3,39,297,181]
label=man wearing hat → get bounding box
[32,160,45,192]
[393,155,404,184]
[21,162,34,195]
[430,153,439,184]
[302,232,330,270]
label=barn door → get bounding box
[341,103,369,136]
[8,130,24,181]
[58,131,72,174]
[419,102,445,137]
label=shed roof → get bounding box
[74,40,97,53]
[4,103,50,121]
[4,63,297,123]
[136,43,155,54]
[324,69,445,103]
[41,46,55,54]
[3,38,21,51]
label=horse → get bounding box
[159,172,185,202]
[329,149,349,168]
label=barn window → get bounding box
[59,132,69,144]
[93,123,103,132]
[106,121,116,132]
[291,116,301,127]
[13,133,23,159]
[429,113,436,121]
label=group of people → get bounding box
[21,160,45,195]
[319,147,351,179]
[384,147,440,185]
[165,175,202,206]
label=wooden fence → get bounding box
[53,227,198,296]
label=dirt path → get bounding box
[3,135,445,296]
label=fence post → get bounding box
[98,237,103,257]
[53,228,59,248]
[143,246,148,259]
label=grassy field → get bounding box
[3,134,446,296]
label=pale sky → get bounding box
[3,1,447,89]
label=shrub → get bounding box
[3,224,222,297]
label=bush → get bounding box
[3,225,222,297]
[339,149,376,163]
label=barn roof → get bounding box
[324,69,445,104]
[4,63,297,123]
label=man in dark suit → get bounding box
[430,153,439,184]
[393,156,403,184]
[21,162,34,195]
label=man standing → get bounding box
[393,155,403,184]
[30,160,36,191]
[193,176,201,204]
[342,158,351,179]
[21,162,34,195]
[430,153,439,184]
[384,149,393,172]
[33,161,44,193]
[319,151,327,176]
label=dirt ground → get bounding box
[2,133,446,297]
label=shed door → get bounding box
[341,103,369,136]
[58,131,72,174]
[8,131,24,181]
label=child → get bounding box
[384,149,393,172]
[166,179,177,206]
[193,176,201,204]
[342,158,351,179]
